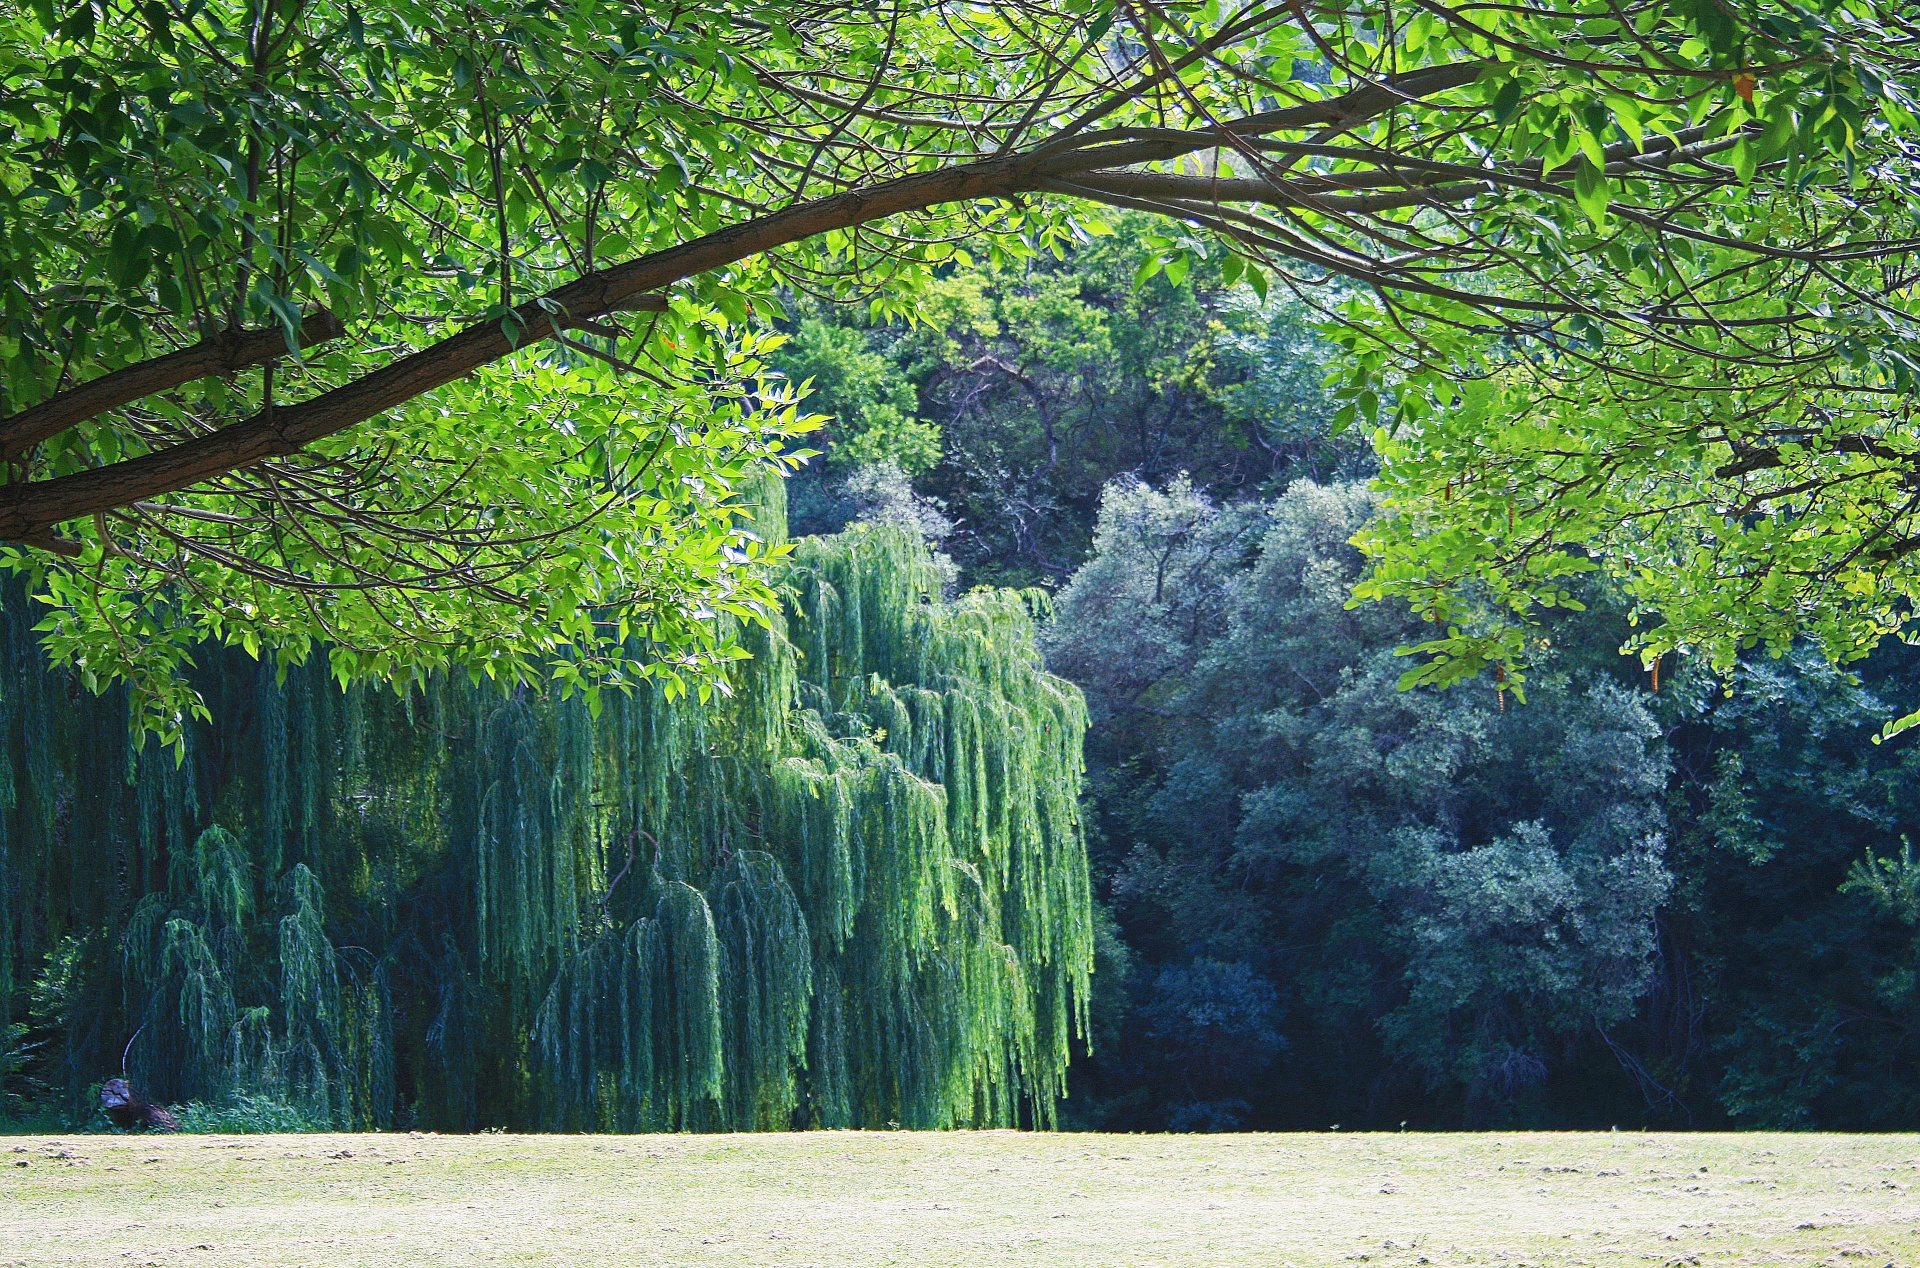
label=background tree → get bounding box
[1046,475,1674,1128]
[774,214,1358,588]
[1,485,1095,1131]
[1025,437,1920,1131]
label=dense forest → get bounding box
[772,222,1920,1133]
[7,216,1920,1134]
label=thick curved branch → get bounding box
[1067,170,1486,213]
[0,161,1042,542]
[0,310,347,462]
[0,66,1491,546]
[1715,434,1916,478]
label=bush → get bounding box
[172,1093,321,1134]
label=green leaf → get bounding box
[1571,158,1610,226]
[1730,136,1757,184]
[1876,709,1920,745]
[1489,76,1520,124]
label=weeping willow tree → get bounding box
[0,478,1092,1131]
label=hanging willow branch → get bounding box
[0,478,1092,1131]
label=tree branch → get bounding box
[1715,434,1916,479]
[1063,170,1485,213]
[0,66,1490,547]
[0,309,346,462]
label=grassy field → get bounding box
[2,1129,1918,1267]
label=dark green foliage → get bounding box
[1138,959,1284,1132]
[1054,478,1677,1129]
[1050,471,1920,1131]
[0,483,1092,1131]
[1644,649,1920,1129]
[713,851,814,1128]
[172,1092,322,1134]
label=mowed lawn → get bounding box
[3,1129,1919,1267]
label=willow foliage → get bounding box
[0,481,1091,1130]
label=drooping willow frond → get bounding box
[0,475,1091,1130]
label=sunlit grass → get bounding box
[4,1129,1917,1266]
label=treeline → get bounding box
[779,220,1920,1131]
[9,218,1920,1134]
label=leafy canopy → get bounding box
[1,0,1914,729]
[1322,4,1920,728]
